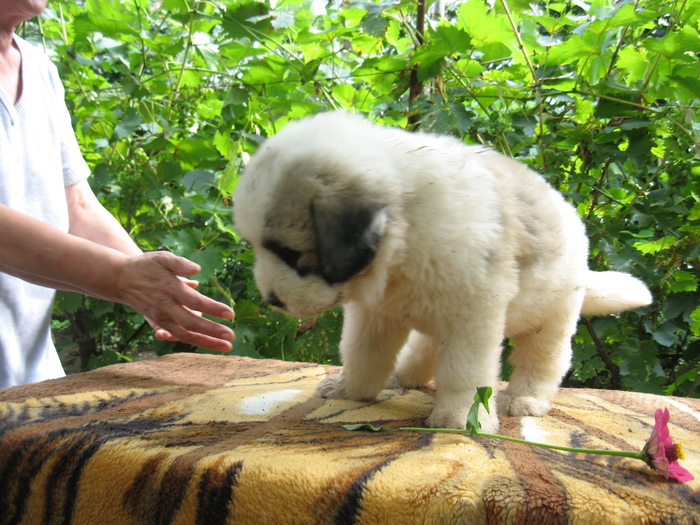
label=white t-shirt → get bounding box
[0,35,90,388]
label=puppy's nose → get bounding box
[267,291,286,309]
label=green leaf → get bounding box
[690,306,700,337]
[161,0,189,14]
[412,49,447,81]
[648,320,680,347]
[643,26,700,59]
[332,84,358,108]
[231,333,262,358]
[669,75,700,103]
[688,202,700,222]
[616,47,649,83]
[113,112,141,139]
[466,402,481,435]
[633,237,676,255]
[466,386,493,434]
[213,131,233,160]
[189,245,224,282]
[545,35,589,65]
[82,0,140,38]
[360,4,389,37]
[603,2,657,30]
[221,3,271,40]
[457,0,511,46]
[669,271,698,293]
[163,229,202,255]
[55,291,85,315]
[341,8,367,27]
[474,386,493,413]
[271,9,295,30]
[594,96,640,118]
[431,24,472,55]
[87,349,129,370]
[182,170,215,196]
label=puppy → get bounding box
[233,112,652,432]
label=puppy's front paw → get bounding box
[426,405,500,433]
[509,396,550,417]
[316,373,383,401]
[315,374,348,399]
[499,393,550,417]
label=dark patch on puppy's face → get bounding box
[262,239,318,278]
[310,198,386,285]
[260,158,388,286]
[262,239,302,269]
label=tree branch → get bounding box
[583,318,621,390]
[407,0,426,128]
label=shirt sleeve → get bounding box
[45,58,91,187]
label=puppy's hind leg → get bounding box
[499,325,574,417]
[388,331,438,389]
[315,303,410,401]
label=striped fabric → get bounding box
[0,354,697,524]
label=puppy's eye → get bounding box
[263,240,302,269]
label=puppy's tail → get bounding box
[581,271,652,316]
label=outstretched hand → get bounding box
[115,252,235,352]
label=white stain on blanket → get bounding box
[520,416,549,443]
[240,389,304,415]
[664,398,700,423]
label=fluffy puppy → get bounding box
[233,112,652,432]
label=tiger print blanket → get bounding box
[0,354,698,525]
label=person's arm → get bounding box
[64,179,177,342]
[0,202,235,352]
[65,180,237,349]
[65,179,143,257]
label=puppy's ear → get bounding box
[311,197,387,285]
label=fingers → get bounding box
[148,252,235,320]
[146,285,235,352]
[176,282,235,321]
[153,327,177,342]
[180,277,199,289]
[149,305,235,352]
[156,252,202,277]
[118,252,237,353]
[158,329,233,353]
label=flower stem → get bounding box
[399,427,645,460]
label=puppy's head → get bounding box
[233,113,390,318]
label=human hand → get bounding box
[147,277,204,341]
[115,252,235,352]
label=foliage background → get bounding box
[19,0,699,396]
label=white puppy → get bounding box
[233,112,652,432]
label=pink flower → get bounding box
[641,408,694,483]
